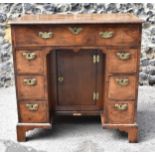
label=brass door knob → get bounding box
[58,76,64,83]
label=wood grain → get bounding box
[13,24,140,47]
[19,101,49,123]
[107,48,138,73]
[107,101,135,124]
[10,13,143,24]
[108,75,136,100]
[17,75,46,100]
[11,14,142,142]
[16,50,45,74]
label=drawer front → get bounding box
[108,76,136,100]
[17,75,46,100]
[14,24,140,46]
[107,101,135,124]
[19,101,48,123]
[95,24,140,46]
[107,49,138,73]
[14,25,95,46]
[16,50,44,74]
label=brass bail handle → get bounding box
[24,78,37,86]
[22,52,36,61]
[114,103,128,111]
[116,78,129,87]
[116,52,131,60]
[99,31,114,39]
[26,103,39,111]
[38,32,53,39]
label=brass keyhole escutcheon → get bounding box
[58,76,64,83]
[68,27,83,35]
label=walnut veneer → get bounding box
[10,14,143,142]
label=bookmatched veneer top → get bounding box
[10,13,143,25]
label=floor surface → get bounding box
[0,86,155,152]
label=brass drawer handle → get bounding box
[38,32,53,39]
[99,31,114,39]
[116,52,131,60]
[22,52,36,61]
[116,78,129,86]
[26,103,39,111]
[23,78,37,86]
[114,103,128,111]
[68,27,83,35]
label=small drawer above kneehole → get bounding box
[108,75,137,100]
[16,50,45,74]
[107,48,138,73]
[19,101,49,123]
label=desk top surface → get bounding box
[10,13,143,25]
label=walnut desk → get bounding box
[10,14,143,142]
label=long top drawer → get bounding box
[12,24,141,47]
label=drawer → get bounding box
[13,24,140,46]
[95,24,140,46]
[108,75,136,100]
[17,75,46,100]
[107,101,135,124]
[13,25,95,46]
[16,50,44,74]
[107,48,138,73]
[19,101,49,123]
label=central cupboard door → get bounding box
[55,49,103,111]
